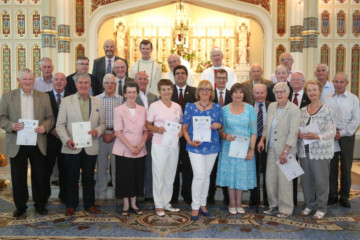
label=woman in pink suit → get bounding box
[113,81,148,216]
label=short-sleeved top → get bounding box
[147,100,183,145]
[182,102,223,154]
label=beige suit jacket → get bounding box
[243,78,273,105]
[56,94,106,155]
[263,101,300,155]
[0,89,54,157]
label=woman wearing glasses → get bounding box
[182,80,223,220]
[258,82,300,218]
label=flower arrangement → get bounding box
[170,46,196,62]
[196,60,213,73]
[157,61,168,73]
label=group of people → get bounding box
[0,39,359,222]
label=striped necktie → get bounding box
[257,103,263,137]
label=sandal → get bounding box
[312,211,325,220]
[130,207,143,215]
[300,208,312,216]
[122,209,129,216]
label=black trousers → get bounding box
[208,155,229,201]
[64,150,97,209]
[172,137,193,201]
[250,137,268,206]
[10,146,47,211]
[329,135,355,200]
[45,135,67,202]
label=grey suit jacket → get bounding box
[56,94,106,155]
[243,78,273,105]
[263,101,300,155]
[135,91,158,109]
[0,89,54,157]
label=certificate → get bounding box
[16,119,38,146]
[72,121,92,148]
[299,123,321,145]
[161,120,182,149]
[192,116,211,142]
[228,135,249,159]
[276,154,304,181]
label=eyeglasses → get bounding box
[280,58,293,62]
[274,90,287,95]
[199,88,212,92]
[104,82,116,85]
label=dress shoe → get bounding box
[65,208,75,216]
[263,207,278,215]
[107,181,113,187]
[164,206,180,212]
[277,213,290,218]
[327,197,338,206]
[87,206,101,214]
[237,207,245,214]
[51,180,59,186]
[339,198,351,208]
[190,213,199,221]
[13,209,26,219]
[35,207,48,215]
[155,210,165,217]
[199,208,210,217]
[207,196,215,205]
[229,207,237,215]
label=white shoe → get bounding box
[229,207,237,215]
[263,207,278,215]
[312,211,325,220]
[236,207,245,214]
[300,208,312,216]
[164,206,180,212]
[155,210,165,217]
[277,213,290,218]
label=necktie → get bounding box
[107,59,112,73]
[179,88,184,108]
[219,91,224,106]
[257,103,263,137]
[118,80,123,96]
[214,69,217,89]
[56,94,61,108]
[293,93,299,106]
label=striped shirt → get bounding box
[96,92,123,128]
[33,76,53,92]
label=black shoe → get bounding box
[170,198,179,204]
[107,181,113,187]
[35,207,48,215]
[207,197,215,205]
[339,198,351,208]
[327,197,338,206]
[223,198,229,205]
[13,209,26,219]
[51,180,59,186]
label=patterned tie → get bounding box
[214,69,217,89]
[56,94,61,108]
[219,91,224,106]
[107,59,112,73]
[257,103,263,137]
[293,93,299,106]
[179,88,184,108]
[118,80,123,96]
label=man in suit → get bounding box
[56,74,106,216]
[267,65,293,102]
[243,64,273,105]
[289,71,310,206]
[249,84,270,211]
[66,56,100,96]
[114,59,133,96]
[0,68,54,219]
[92,39,128,90]
[129,40,162,95]
[200,47,237,90]
[134,71,158,202]
[171,65,197,204]
[45,72,71,204]
[208,69,231,205]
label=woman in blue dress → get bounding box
[216,83,257,214]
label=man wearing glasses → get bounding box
[66,57,101,96]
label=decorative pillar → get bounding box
[289,0,304,72]
[56,0,71,74]
[301,0,319,79]
[40,0,57,67]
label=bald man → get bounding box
[270,52,299,84]
[165,54,195,87]
[92,39,128,90]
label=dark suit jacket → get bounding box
[92,56,128,89]
[267,82,293,102]
[135,91,158,108]
[288,91,311,108]
[171,85,197,111]
[243,78,273,105]
[214,89,232,106]
[117,77,134,96]
[65,72,101,96]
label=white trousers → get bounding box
[95,136,116,199]
[151,143,179,209]
[189,152,218,210]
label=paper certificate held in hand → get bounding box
[192,116,211,142]
[16,119,39,146]
[72,121,92,148]
[299,123,321,145]
[276,154,304,181]
[228,135,249,158]
[161,120,182,149]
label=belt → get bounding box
[106,128,113,131]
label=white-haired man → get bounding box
[34,57,54,92]
[314,63,335,102]
[270,52,298,84]
[165,53,195,87]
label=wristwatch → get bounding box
[283,150,288,154]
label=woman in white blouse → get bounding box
[298,80,335,220]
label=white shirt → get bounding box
[20,89,34,119]
[320,81,335,103]
[139,90,149,110]
[164,71,195,87]
[324,91,360,137]
[175,84,187,98]
[105,56,115,73]
[254,101,267,129]
[216,88,226,104]
[270,68,299,84]
[291,89,304,108]
[200,65,237,90]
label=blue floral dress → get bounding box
[216,103,257,190]
[182,102,223,154]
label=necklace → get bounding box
[199,102,210,110]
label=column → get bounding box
[56,0,71,74]
[289,0,304,72]
[40,0,57,68]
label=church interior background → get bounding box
[0,0,359,97]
